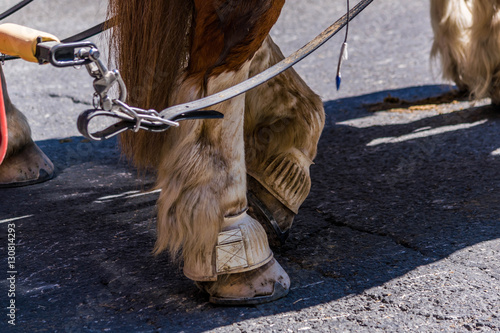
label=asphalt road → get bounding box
[0,0,499,332]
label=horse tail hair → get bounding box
[107,0,194,169]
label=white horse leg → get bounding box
[244,36,325,247]
[465,0,500,103]
[0,66,54,187]
[430,0,472,91]
[154,61,289,304]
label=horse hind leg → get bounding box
[0,66,54,187]
[430,0,472,92]
[244,36,325,247]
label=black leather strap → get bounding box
[0,0,34,21]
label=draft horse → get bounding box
[104,0,500,304]
[5,0,500,305]
[0,0,325,304]
[431,0,500,103]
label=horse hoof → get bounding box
[196,258,290,305]
[247,176,295,248]
[0,141,54,187]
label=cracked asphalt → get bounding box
[0,0,499,332]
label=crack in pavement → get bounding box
[325,214,429,258]
[48,93,92,106]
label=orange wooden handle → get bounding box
[0,23,59,62]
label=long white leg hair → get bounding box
[430,0,472,91]
[465,0,500,103]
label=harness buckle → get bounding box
[83,48,127,111]
[36,40,96,67]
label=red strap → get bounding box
[0,78,8,165]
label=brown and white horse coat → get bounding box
[6,0,499,304]
[108,0,324,302]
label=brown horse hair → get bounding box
[107,0,194,169]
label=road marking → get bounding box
[124,189,161,199]
[95,190,141,201]
[490,147,500,155]
[367,120,487,146]
[94,189,161,204]
[0,215,34,224]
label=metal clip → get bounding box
[36,40,96,67]
[36,40,224,140]
[77,107,223,141]
[82,48,127,111]
[74,44,223,141]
